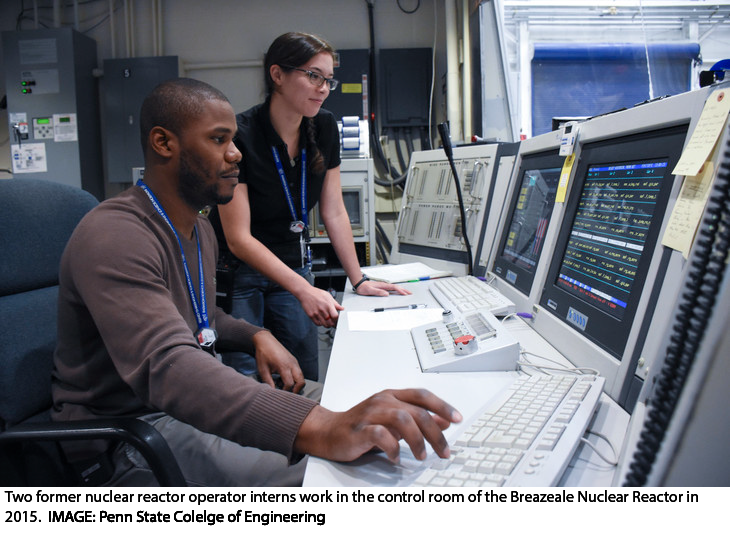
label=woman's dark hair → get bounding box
[264,32,335,174]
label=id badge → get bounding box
[290,220,305,233]
[299,234,307,267]
[195,327,218,355]
[299,227,312,267]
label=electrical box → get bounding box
[100,56,179,184]
[2,28,104,199]
[379,48,432,127]
[326,48,370,121]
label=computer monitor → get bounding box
[342,189,363,230]
[310,186,365,238]
[491,150,564,296]
[475,131,572,313]
[540,124,687,356]
[531,121,690,402]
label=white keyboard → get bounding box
[407,374,605,487]
[430,275,516,316]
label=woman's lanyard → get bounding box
[271,146,311,266]
[271,147,308,235]
[137,180,217,354]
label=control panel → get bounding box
[411,308,520,373]
[390,144,501,274]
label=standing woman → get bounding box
[215,32,408,380]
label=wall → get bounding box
[0,0,447,182]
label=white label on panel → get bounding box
[53,113,78,142]
[11,143,48,173]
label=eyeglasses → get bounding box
[281,65,339,91]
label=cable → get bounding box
[393,128,408,174]
[374,220,390,264]
[581,432,619,466]
[397,0,421,15]
[16,0,119,33]
[499,312,520,323]
[404,127,412,153]
[518,349,601,377]
[484,273,498,286]
[638,0,655,100]
[375,218,392,254]
[374,238,387,265]
[365,0,410,189]
[427,0,437,150]
[438,122,474,275]
[623,122,730,486]
[365,0,434,187]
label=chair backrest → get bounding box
[0,179,98,430]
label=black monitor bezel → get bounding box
[538,123,689,359]
[492,149,565,296]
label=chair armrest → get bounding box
[0,417,186,487]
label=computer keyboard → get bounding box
[430,275,516,316]
[407,373,605,487]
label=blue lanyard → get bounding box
[137,180,210,330]
[271,147,308,227]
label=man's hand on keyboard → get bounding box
[294,388,462,463]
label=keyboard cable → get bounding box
[581,430,619,467]
[518,349,601,377]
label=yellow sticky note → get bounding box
[555,153,575,203]
[662,161,715,258]
[672,89,730,177]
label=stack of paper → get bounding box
[361,262,452,284]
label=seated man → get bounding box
[51,77,462,487]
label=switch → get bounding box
[454,334,477,355]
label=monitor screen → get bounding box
[492,151,563,295]
[343,189,362,226]
[539,124,689,359]
[311,187,364,237]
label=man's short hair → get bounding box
[139,78,231,154]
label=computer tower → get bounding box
[379,48,432,128]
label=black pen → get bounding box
[372,304,427,312]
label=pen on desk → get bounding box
[372,303,427,312]
[406,276,432,282]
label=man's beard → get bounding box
[178,150,234,210]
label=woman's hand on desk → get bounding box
[294,388,462,463]
[355,280,411,297]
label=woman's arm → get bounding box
[319,167,410,297]
[217,183,343,327]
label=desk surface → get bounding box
[303,280,630,487]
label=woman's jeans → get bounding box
[221,263,319,381]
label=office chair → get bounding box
[0,178,186,486]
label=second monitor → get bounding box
[491,150,564,297]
